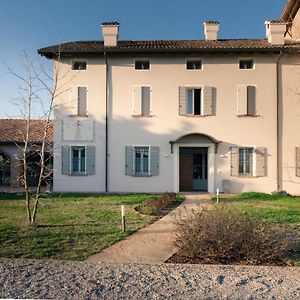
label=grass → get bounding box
[212,192,300,265]
[0,193,160,261]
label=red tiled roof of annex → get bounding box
[0,119,53,143]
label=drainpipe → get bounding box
[104,51,109,192]
[276,51,283,191]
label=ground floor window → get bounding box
[134,146,149,175]
[239,148,253,175]
[0,152,10,186]
[71,146,86,174]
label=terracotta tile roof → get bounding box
[38,39,300,58]
[281,0,300,22]
[0,119,53,143]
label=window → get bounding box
[132,86,151,116]
[72,61,86,70]
[125,146,159,176]
[134,147,149,175]
[239,59,254,70]
[186,60,202,70]
[186,88,201,115]
[71,147,86,174]
[239,148,253,176]
[61,146,95,175]
[135,60,150,70]
[231,147,266,177]
[77,86,87,116]
[237,85,256,116]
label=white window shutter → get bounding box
[86,146,95,175]
[202,86,213,116]
[69,87,78,115]
[237,85,247,115]
[231,147,239,176]
[141,86,151,116]
[255,147,266,177]
[179,86,186,115]
[132,86,142,116]
[78,87,87,116]
[61,146,70,175]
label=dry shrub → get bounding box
[136,192,177,215]
[173,205,288,265]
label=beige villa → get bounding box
[38,0,300,194]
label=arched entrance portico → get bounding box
[170,133,221,193]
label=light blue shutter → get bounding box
[61,146,70,175]
[86,146,95,175]
[150,146,159,176]
[125,146,134,175]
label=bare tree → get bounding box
[4,49,70,224]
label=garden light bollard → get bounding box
[121,205,126,232]
[217,188,219,204]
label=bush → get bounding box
[271,190,292,197]
[136,192,177,215]
[173,205,288,265]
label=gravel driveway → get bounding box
[0,258,299,299]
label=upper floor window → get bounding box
[237,85,256,116]
[135,60,150,70]
[239,59,254,70]
[72,61,87,70]
[186,60,202,70]
[186,88,202,115]
[132,86,151,116]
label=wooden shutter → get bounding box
[86,146,95,175]
[78,87,87,116]
[296,147,300,177]
[255,147,266,177]
[231,147,239,176]
[202,86,213,116]
[150,146,159,176]
[69,87,77,115]
[237,85,247,115]
[141,86,151,116]
[132,86,142,116]
[247,86,256,116]
[179,86,186,116]
[61,146,70,175]
[125,146,134,175]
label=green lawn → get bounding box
[0,193,159,261]
[212,192,300,264]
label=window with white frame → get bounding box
[71,146,86,174]
[186,88,202,115]
[239,59,254,70]
[132,86,151,116]
[135,60,150,70]
[186,60,202,70]
[239,148,253,175]
[72,61,87,70]
[134,147,149,175]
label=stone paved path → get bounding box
[86,193,212,264]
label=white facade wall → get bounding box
[53,53,288,194]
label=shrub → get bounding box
[136,192,178,215]
[271,190,292,197]
[173,205,288,265]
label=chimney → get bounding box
[203,21,220,41]
[101,22,120,47]
[265,20,287,45]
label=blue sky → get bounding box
[0,0,287,117]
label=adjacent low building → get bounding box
[38,0,300,194]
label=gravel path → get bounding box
[0,258,299,299]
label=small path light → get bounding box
[216,188,219,204]
[121,205,126,232]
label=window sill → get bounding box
[184,115,212,117]
[68,173,88,176]
[237,115,260,118]
[68,114,89,118]
[237,175,257,179]
[131,174,152,177]
[132,114,154,118]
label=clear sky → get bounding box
[0,0,287,117]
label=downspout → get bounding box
[104,51,109,192]
[276,51,283,191]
